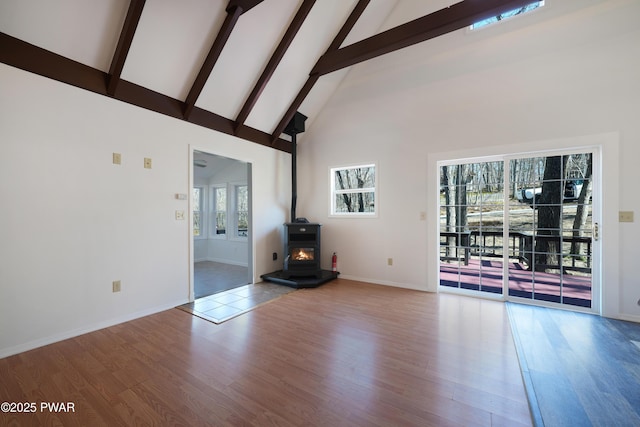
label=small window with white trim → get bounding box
[330,164,376,216]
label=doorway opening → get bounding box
[439,149,598,312]
[192,150,253,299]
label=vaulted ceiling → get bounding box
[0,0,535,153]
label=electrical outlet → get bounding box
[112,280,121,293]
[387,258,393,266]
[144,157,152,169]
[112,153,121,165]
[273,252,278,261]
[619,211,634,222]
[175,210,185,220]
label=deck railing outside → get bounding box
[440,231,591,273]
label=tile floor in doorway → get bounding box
[178,282,295,324]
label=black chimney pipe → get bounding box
[283,112,307,222]
[290,132,298,222]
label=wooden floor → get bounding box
[0,279,531,426]
[508,302,640,427]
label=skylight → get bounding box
[471,1,544,30]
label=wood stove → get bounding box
[282,222,321,279]
[260,112,338,288]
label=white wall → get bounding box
[298,0,640,320]
[0,64,290,357]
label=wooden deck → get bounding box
[440,259,592,307]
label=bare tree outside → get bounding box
[333,165,375,214]
[533,156,567,271]
[571,154,593,257]
[440,151,593,307]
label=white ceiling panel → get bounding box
[195,0,301,120]
[120,0,227,100]
[299,0,401,132]
[0,0,129,71]
[340,0,399,47]
[194,151,244,180]
[379,0,460,31]
[244,0,358,134]
[298,68,349,132]
[1,0,533,149]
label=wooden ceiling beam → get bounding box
[312,0,537,76]
[234,0,316,129]
[270,0,370,142]
[0,33,107,95]
[183,0,263,120]
[227,0,263,14]
[183,5,243,120]
[107,0,146,96]
[0,32,292,153]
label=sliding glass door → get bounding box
[439,160,505,295]
[439,151,597,310]
[507,154,594,307]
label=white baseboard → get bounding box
[616,313,640,324]
[0,298,189,359]
[338,274,428,292]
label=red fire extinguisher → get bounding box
[332,252,337,272]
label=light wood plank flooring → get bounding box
[0,279,531,426]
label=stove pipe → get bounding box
[284,112,307,222]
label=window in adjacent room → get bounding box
[212,186,226,237]
[235,185,248,237]
[192,187,204,237]
[330,164,376,216]
[471,1,544,30]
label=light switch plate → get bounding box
[144,157,152,169]
[619,211,634,222]
[112,153,121,165]
[175,210,185,220]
